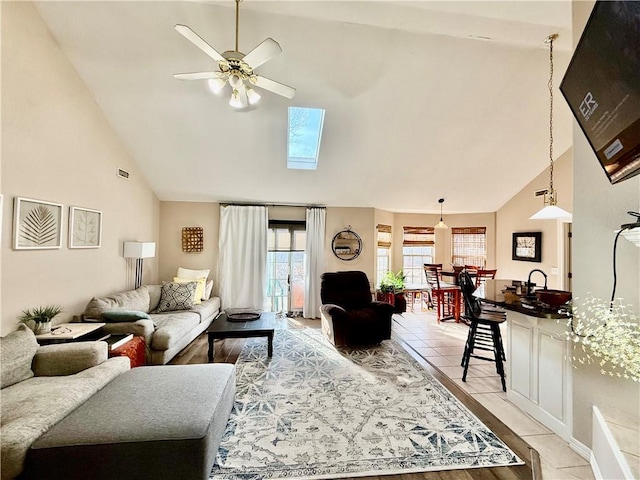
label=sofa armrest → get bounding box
[320,303,346,319]
[33,341,108,376]
[370,301,394,316]
[101,319,155,345]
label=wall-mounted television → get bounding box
[559,0,640,185]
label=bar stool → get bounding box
[458,271,506,391]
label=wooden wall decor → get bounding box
[182,227,203,253]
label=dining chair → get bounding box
[475,268,497,288]
[464,265,479,274]
[423,265,460,323]
[458,271,507,391]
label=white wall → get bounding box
[570,0,640,447]
[1,2,160,334]
[496,149,573,288]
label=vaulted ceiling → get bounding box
[34,1,574,214]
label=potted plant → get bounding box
[19,305,63,335]
[378,270,407,313]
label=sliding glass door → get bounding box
[267,223,306,316]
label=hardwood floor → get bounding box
[170,316,541,480]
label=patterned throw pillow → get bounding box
[155,282,197,313]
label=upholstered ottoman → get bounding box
[24,364,236,480]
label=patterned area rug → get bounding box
[210,329,523,479]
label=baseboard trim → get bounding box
[569,437,591,460]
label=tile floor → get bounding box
[390,309,596,480]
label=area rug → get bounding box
[210,329,523,479]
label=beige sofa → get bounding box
[0,325,130,480]
[82,284,220,365]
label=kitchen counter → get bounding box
[473,279,571,320]
[474,279,573,441]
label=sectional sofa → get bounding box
[82,283,220,364]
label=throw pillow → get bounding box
[84,287,151,320]
[155,281,197,313]
[173,276,206,305]
[0,324,39,389]
[203,279,214,300]
[176,267,211,299]
[102,310,151,322]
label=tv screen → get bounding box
[560,0,640,184]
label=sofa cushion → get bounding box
[190,297,220,323]
[84,288,151,320]
[203,280,214,300]
[0,357,129,480]
[102,310,150,322]
[177,268,211,300]
[155,282,197,313]
[150,312,200,351]
[146,284,162,312]
[1,325,39,389]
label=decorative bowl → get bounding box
[535,289,572,307]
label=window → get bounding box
[402,226,434,286]
[287,107,325,170]
[376,224,392,287]
[267,222,306,315]
[451,227,487,267]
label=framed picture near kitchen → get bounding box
[512,232,542,262]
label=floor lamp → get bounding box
[124,242,156,289]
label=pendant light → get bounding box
[530,34,572,222]
[435,198,448,229]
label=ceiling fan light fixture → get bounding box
[207,77,227,95]
[229,89,243,108]
[246,86,261,105]
[229,73,242,89]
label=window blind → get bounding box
[403,226,435,246]
[451,227,486,266]
[376,224,392,248]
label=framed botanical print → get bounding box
[512,232,542,262]
[13,197,63,250]
[69,206,102,248]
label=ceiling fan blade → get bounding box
[174,24,225,63]
[173,71,225,80]
[243,38,282,70]
[254,75,296,99]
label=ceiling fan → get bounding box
[173,0,296,109]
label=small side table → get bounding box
[36,322,106,344]
[109,336,146,368]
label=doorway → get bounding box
[267,222,306,316]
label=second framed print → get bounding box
[69,206,102,248]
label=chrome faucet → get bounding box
[526,269,548,297]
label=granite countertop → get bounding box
[474,279,571,320]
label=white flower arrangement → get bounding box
[567,295,640,382]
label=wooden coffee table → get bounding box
[207,312,275,362]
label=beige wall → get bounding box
[570,0,640,448]
[158,202,219,292]
[324,207,375,284]
[1,2,160,335]
[496,149,573,289]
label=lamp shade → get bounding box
[434,220,449,229]
[123,242,156,259]
[529,205,572,222]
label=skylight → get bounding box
[287,107,325,170]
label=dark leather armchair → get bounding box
[319,271,393,347]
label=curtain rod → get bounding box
[220,202,326,209]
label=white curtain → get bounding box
[218,205,268,310]
[304,207,326,318]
